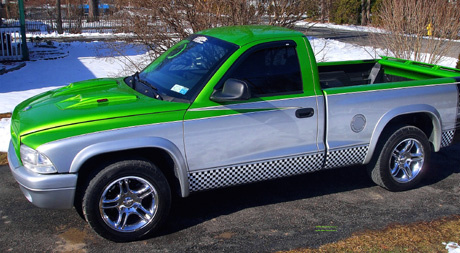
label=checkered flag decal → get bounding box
[441,130,455,148]
[324,145,369,169]
[189,153,324,192]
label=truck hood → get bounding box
[12,78,189,137]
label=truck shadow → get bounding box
[423,144,460,185]
[155,144,460,238]
[158,165,372,237]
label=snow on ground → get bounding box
[309,37,458,67]
[444,242,460,253]
[311,38,382,62]
[0,118,11,152]
[0,38,458,152]
[27,31,134,40]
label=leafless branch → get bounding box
[372,0,460,65]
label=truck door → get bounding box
[183,40,325,192]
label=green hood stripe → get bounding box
[21,110,187,149]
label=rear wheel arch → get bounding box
[365,109,441,164]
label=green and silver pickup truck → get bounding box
[7,25,460,241]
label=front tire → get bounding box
[82,159,171,242]
[368,126,431,191]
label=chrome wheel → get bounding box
[389,138,424,183]
[368,126,430,191]
[99,176,159,232]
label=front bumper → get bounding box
[7,141,78,209]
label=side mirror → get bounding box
[210,79,251,102]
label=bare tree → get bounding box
[373,0,460,65]
[319,0,336,23]
[361,0,370,25]
[64,0,85,33]
[457,53,460,69]
[5,0,10,19]
[56,0,63,34]
[110,0,317,72]
[4,0,19,19]
[320,0,326,22]
[88,0,99,21]
[366,0,370,23]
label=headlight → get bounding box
[20,145,57,174]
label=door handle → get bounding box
[295,108,314,118]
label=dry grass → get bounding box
[0,113,11,119]
[0,153,7,166]
[281,216,460,252]
[0,113,11,166]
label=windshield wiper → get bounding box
[132,72,163,100]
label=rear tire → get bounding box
[82,159,171,242]
[367,126,431,191]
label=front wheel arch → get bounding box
[74,149,182,219]
[69,138,190,196]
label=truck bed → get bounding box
[318,57,460,89]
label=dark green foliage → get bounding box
[304,1,321,21]
[371,0,384,25]
[331,0,361,25]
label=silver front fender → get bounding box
[69,137,190,197]
[37,121,190,197]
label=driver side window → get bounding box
[227,44,303,97]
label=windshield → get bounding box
[137,35,238,102]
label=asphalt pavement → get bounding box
[1,143,459,252]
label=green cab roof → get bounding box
[197,25,304,46]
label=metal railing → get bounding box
[0,27,23,61]
[3,18,121,34]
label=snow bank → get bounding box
[444,242,460,253]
